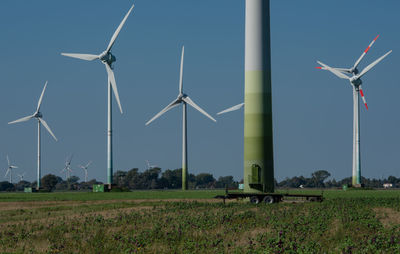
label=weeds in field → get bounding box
[0,195,400,253]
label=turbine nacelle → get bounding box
[177,93,187,102]
[350,77,362,86]
[99,51,116,66]
[34,111,43,118]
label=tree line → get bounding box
[0,168,399,192]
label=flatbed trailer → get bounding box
[214,190,323,204]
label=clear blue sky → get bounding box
[0,0,399,183]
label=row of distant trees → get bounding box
[1,168,399,192]
[277,170,400,189]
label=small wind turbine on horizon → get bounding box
[79,161,92,182]
[61,155,74,180]
[316,35,392,186]
[17,172,25,182]
[145,46,216,190]
[5,155,18,184]
[146,160,158,170]
[8,81,58,190]
[61,3,135,188]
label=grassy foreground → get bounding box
[0,189,399,253]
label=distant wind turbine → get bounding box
[79,161,92,182]
[61,155,74,180]
[17,172,25,182]
[8,81,58,190]
[316,35,392,186]
[4,155,18,184]
[61,3,135,188]
[146,160,158,170]
[146,46,216,190]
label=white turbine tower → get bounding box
[61,155,74,180]
[17,172,26,182]
[79,161,92,182]
[145,46,216,190]
[61,3,134,189]
[8,81,58,190]
[5,155,18,183]
[316,35,392,187]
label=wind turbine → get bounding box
[145,46,216,190]
[4,155,18,183]
[79,161,92,182]
[61,155,74,180]
[8,81,57,190]
[316,35,392,186]
[17,172,25,182]
[146,160,158,170]
[61,3,134,189]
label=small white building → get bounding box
[383,183,393,189]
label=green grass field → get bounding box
[0,189,399,253]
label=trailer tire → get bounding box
[263,196,274,204]
[250,196,260,204]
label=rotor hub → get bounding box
[350,77,362,87]
[34,112,42,118]
[100,51,116,66]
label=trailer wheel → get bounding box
[250,196,260,204]
[263,196,274,204]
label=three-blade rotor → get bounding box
[316,35,392,110]
[5,155,18,178]
[8,81,58,141]
[61,3,135,114]
[145,46,216,126]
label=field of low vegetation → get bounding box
[0,189,399,253]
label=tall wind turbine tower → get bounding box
[316,36,391,186]
[243,0,274,193]
[61,3,134,189]
[8,82,58,190]
[146,46,216,190]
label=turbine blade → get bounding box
[315,66,352,74]
[182,96,216,122]
[61,53,99,61]
[5,169,10,177]
[6,155,10,166]
[86,161,92,168]
[68,154,74,164]
[357,50,392,78]
[106,3,135,52]
[105,64,123,114]
[39,118,58,141]
[353,35,379,69]
[145,98,181,125]
[217,103,245,115]
[359,86,368,110]
[317,61,350,80]
[11,166,18,169]
[179,46,185,94]
[36,81,48,112]
[8,115,34,124]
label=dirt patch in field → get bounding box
[374,207,400,228]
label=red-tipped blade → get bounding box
[364,34,379,53]
[359,88,368,110]
[353,35,380,69]
[315,66,322,69]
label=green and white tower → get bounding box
[243,0,274,193]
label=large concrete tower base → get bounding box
[243,0,274,193]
